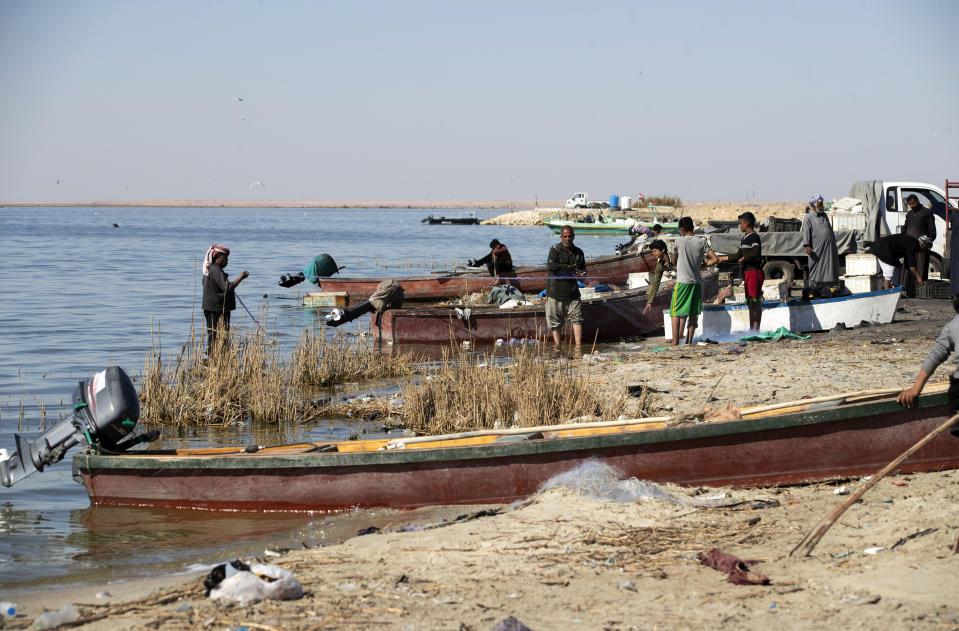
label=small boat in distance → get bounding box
[543,217,680,235]
[421,214,481,225]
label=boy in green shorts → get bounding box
[670,217,719,345]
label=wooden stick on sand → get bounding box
[791,412,959,558]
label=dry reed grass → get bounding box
[139,321,419,427]
[401,344,628,435]
[637,194,683,209]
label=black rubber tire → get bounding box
[762,260,794,285]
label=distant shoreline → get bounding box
[0,199,563,210]
[0,199,803,210]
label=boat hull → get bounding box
[74,393,959,512]
[423,217,480,225]
[663,287,902,339]
[373,271,718,344]
[320,251,657,302]
[543,219,680,235]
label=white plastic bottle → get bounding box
[0,601,16,618]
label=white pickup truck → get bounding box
[710,180,958,284]
[564,192,609,210]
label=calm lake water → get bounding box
[0,206,626,592]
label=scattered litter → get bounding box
[863,546,886,555]
[357,526,380,536]
[650,347,667,352]
[830,549,859,559]
[840,593,881,605]
[834,486,850,495]
[618,580,637,591]
[890,527,938,549]
[876,498,894,504]
[890,481,907,487]
[493,616,534,631]
[701,548,771,585]
[206,561,303,605]
[32,604,79,630]
[95,590,112,599]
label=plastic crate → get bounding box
[829,212,866,232]
[768,217,802,232]
[915,279,952,300]
[845,254,879,276]
[841,274,882,294]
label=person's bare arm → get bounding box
[898,369,931,408]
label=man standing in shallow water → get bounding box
[546,226,587,346]
[201,245,249,352]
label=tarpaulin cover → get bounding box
[708,230,861,258]
[303,254,339,284]
[739,327,811,342]
[848,180,886,244]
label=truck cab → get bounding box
[565,192,589,209]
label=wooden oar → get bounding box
[790,411,959,558]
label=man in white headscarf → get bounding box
[801,194,839,294]
[201,245,249,351]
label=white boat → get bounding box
[662,287,902,340]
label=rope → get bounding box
[235,294,262,329]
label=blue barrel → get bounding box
[609,195,620,208]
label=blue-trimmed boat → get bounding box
[663,287,902,339]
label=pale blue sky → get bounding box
[1,0,956,202]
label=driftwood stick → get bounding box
[791,412,959,558]
[953,529,959,555]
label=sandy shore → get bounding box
[7,299,959,630]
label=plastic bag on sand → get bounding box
[33,604,80,629]
[536,460,727,507]
[210,563,303,606]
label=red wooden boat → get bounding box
[72,386,959,512]
[370,272,719,344]
[318,251,657,302]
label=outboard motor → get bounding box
[324,280,404,328]
[0,366,141,487]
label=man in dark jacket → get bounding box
[902,194,936,297]
[546,226,586,345]
[201,245,249,351]
[469,239,515,280]
[874,233,929,291]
